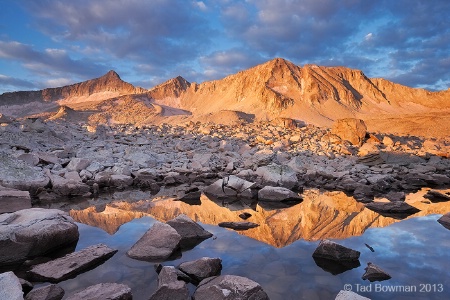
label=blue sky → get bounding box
[0,0,449,94]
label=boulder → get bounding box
[312,240,360,262]
[0,208,79,266]
[437,213,450,230]
[258,186,302,202]
[18,153,40,166]
[28,244,118,283]
[218,222,259,230]
[331,118,367,146]
[66,283,132,300]
[365,201,420,218]
[110,174,134,188]
[0,186,31,213]
[255,164,297,189]
[167,214,213,249]
[66,158,91,172]
[0,152,50,194]
[335,290,371,300]
[46,171,90,197]
[178,257,222,284]
[0,271,23,300]
[193,275,269,300]
[150,266,189,300]
[127,222,181,261]
[25,284,65,300]
[203,176,255,199]
[362,262,391,282]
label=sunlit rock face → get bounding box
[69,188,450,248]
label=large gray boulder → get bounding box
[0,152,50,194]
[46,171,90,197]
[149,266,189,300]
[25,284,65,300]
[0,271,23,300]
[0,208,79,266]
[312,240,360,262]
[178,257,222,284]
[28,244,118,283]
[127,222,181,261]
[66,283,132,300]
[255,164,297,189]
[258,186,302,202]
[193,275,269,300]
[204,176,255,199]
[331,118,367,146]
[0,186,31,213]
[167,214,213,249]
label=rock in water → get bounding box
[25,284,65,300]
[218,222,259,230]
[437,212,450,230]
[0,208,79,266]
[424,190,450,203]
[331,118,367,146]
[167,214,213,249]
[66,283,132,300]
[312,239,360,262]
[365,201,420,218]
[362,262,391,282]
[149,266,189,300]
[193,275,269,300]
[258,186,302,202]
[178,257,222,284]
[0,271,23,300]
[0,186,31,213]
[28,244,118,282]
[127,222,181,261]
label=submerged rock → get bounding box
[362,262,391,282]
[167,214,213,249]
[218,222,259,231]
[178,257,222,284]
[312,239,360,262]
[28,244,118,283]
[0,208,79,266]
[0,271,23,300]
[127,222,181,261]
[66,283,132,300]
[25,284,65,300]
[193,275,269,300]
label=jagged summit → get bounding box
[147,75,191,99]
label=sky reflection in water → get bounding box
[53,213,450,300]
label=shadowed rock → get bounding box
[66,283,132,300]
[178,257,222,284]
[167,214,213,250]
[362,262,391,282]
[424,190,450,203]
[149,266,189,300]
[193,275,269,300]
[438,213,450,230]
[0,208,79,266]
[218,222,259,231]
[0,186,31,213]
[25,284,65,300]
[313,257,361,275]
[204,176,255,199]
[365,201,420,219]
[127,222,181,261]
[28,244,117,283]
[258,186,302,202]
[312,240,360,263]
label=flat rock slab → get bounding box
[255,164,298,189]
[312,239,360,262]
[0,186,31,213]
[258,186,302,202]
[0,208,79,266]
[365,201,420,216]
[66,283,132,300]
[438,212,450,230]
[218,221,259,231]
[362,262,391,282]
[178,257,222,284]
[0,271,23,300]
[28,244,117,283]
[150,266,189,300]
[167,214,213,249]
[193,275,269,300]
[127,222,181,261]
[25,284,65,300]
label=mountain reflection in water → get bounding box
[68,188,450,248]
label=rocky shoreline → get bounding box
[1,116,450,299]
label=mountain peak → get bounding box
[102,70,121,80]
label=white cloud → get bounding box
[365,32,373,41]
